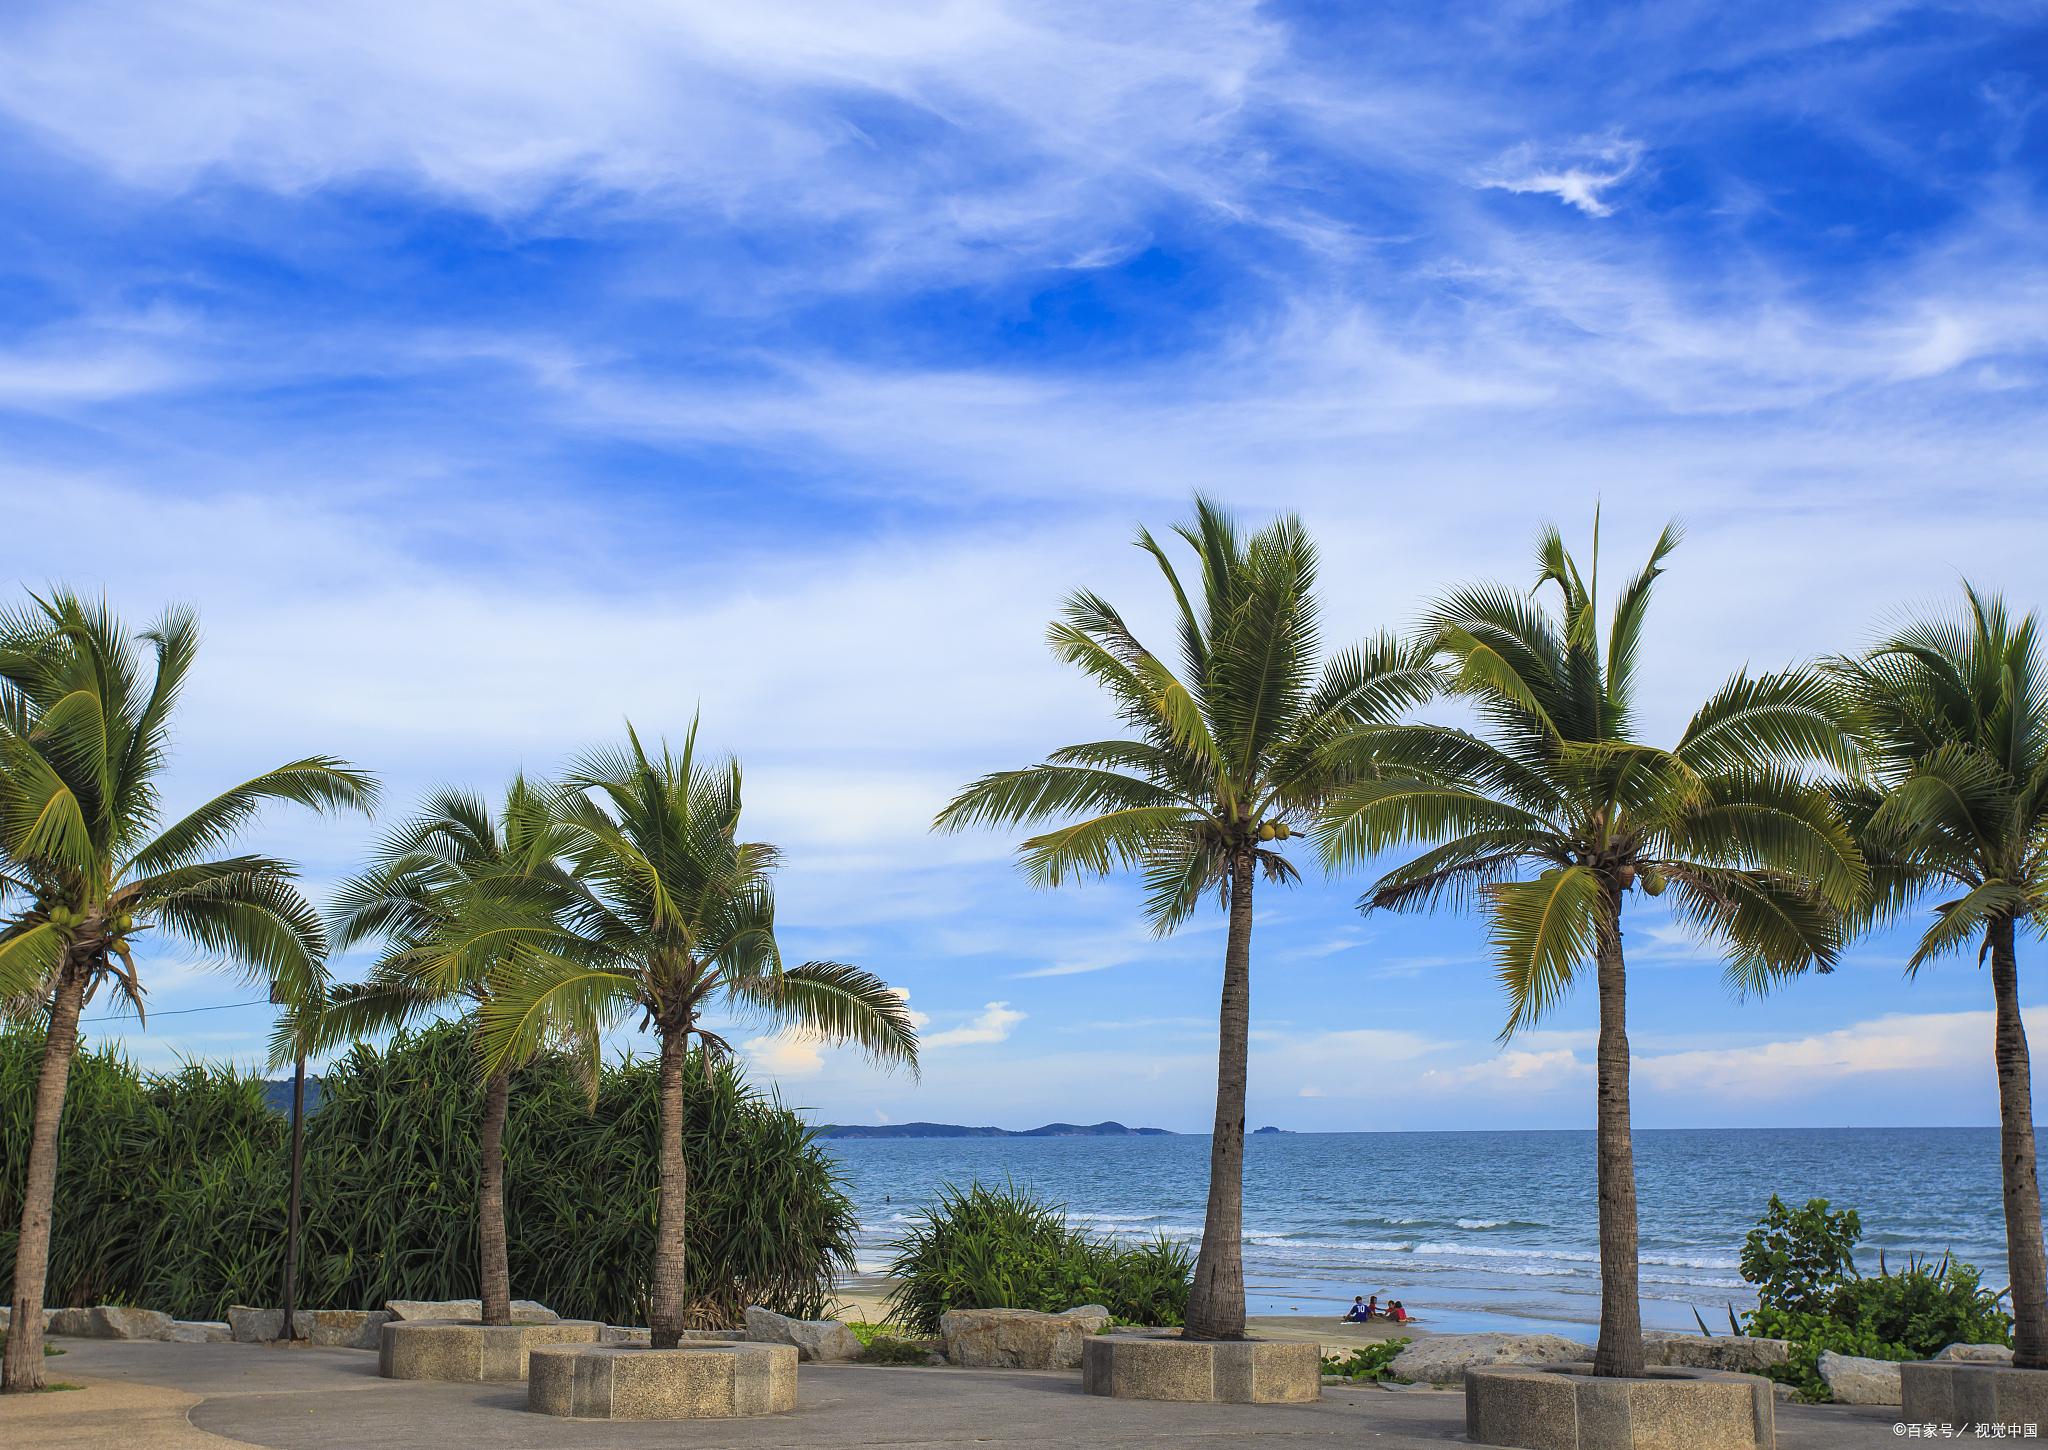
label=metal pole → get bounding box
[282,1052,306,1342]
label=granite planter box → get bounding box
[1466,1361,1773,1450]
[1080,1333,1321,1403]
[527,1342,798,1419]
[377,1318,605,1381]
[1902,1361,2048,1428]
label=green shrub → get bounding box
[1741,1195,1861,1318]
[1322,1338,1410,1380]
[862,1335,934,1365]
[1737,1195,2011,1403]
[1,1022,858,1326]
[884,1180,1192,1335]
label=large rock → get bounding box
[384,1298,559,1322]
[229,1306,284,1342]
[1818,1349,1902,1405]
[1389,1332,1589,1384]
[170,1321,234,1343]
[1642,1332,1791,1374]
[226,1306,395,1347]
[41,1306,173,1340]
[0,1307,54,1335]
[941,1305,1114,1370]
[742,1307,861,1362]
[1935,1342,2015,1364]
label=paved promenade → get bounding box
[6,1338,1900,1448]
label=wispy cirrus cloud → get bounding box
[1474,136,1645,217]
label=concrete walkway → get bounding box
[17,1338,1901,1448]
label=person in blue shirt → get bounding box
[1341,1296,1371,1321]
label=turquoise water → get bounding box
[820,1128,2012,1336]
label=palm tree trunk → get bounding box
[1591,891,1644,1378]
[1185,846,1254,1340]
[649,1027,690,1349]
[3,957,85,1393]
[1989,915,2048,1369]
[478,1065,513,1328]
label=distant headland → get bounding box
[814,1120,1175,1139]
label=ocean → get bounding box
[819,1127,2009,1337]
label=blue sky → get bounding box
[3,0,2046,1132]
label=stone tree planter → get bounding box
[1080,1333,1321,1403]
[1466,1362,1773,1450]
[377,1318,605,1381]
[527,1342,798,1419]
[1902,1362,2048,1428]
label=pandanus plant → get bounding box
[0,591,374,1391]
[1315,520,1862,1376]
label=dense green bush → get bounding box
[1740,1195,1861,1318]
[1738,1195,2011,1402]
[884,1179,1192,1335]
[1,1022,857,1326]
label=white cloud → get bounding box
[923,1000,1026,1048]
[888,988,932,1031]
[742,1028,828,1078]
[1632,1007,2038,1099]
[1298,1083,1325,1097]
[1422,1048,1593,1091]
[1474,137,1644,216]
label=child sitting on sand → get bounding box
[1341,1296,1371,1321]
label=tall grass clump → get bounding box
[1,1022,857,1326]
[885,1180,1192,1335]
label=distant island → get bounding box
[1252,1126,1296,1134]
[814,1120,1175,1139]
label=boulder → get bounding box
[170,1321,234,1343]
[743,1305,863,1362]
[229,1306,284,1342]
[41,1306,172,1340]
[297,1309,395,1349]
[1642,1331,1792,1373]
[1388,1332,1589,1384]
[383,1298,559,1322]
[1934,1342,2015,1364]
[0,1307,54,1335]
[1818,1349,1902,1405]
[226,1306,394,1346]
[940,1305,1114,1370]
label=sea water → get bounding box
[819,1127,2008,1337]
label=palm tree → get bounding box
[471,723,919,1346]
[319,778,596,1329]
[0,591,375,1391]
[933,497,1436,1338]
[1315,520,1861,1376]
[1829,585,2048,1368]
